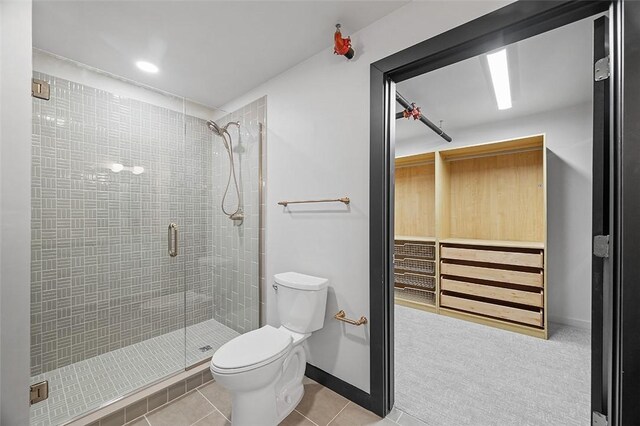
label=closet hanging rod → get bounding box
[396,91,453,143]
[278,197,350,207]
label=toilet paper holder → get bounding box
[334,310,368,326]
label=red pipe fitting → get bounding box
[403,103,422,120]
[334,24,355,60]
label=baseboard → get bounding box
[304,363,372,411]
[549,316,591,330]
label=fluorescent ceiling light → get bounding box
[136,61,159,73]
[486,49,512,110]
[132,166,144,175]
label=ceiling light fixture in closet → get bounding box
[486,49,512,110]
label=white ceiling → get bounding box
[33,1,408,109]
[396,15,595,145]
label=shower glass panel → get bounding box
[183,99,265,366]
[30,66,188,425]
[30,54,264,425]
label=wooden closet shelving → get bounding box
[394,135,548,339]
[394,152,438,312]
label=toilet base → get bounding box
[222,345,307,426]
[231,385,279,426]
[228,381,305,426]
[275,344,307,423]
[276,384,304,423]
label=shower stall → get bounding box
[29,55,266,425]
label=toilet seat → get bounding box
[211,325,292,375]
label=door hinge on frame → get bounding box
[31,78,50,100]
[592,411,607,426]
[594,56,610,81]
[30,381,49,405]
[594,235,610,258]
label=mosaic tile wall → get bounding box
[30,72,262,376]
[207,97,265,335]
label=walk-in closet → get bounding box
[390,14,596,425]
[395,135,547,338]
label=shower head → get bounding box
[207,120,225,137]
[206,120,240,137]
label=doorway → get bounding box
[368,1,640,424]
[391,15,594,423]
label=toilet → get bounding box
[210,272,329,426]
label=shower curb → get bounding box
[65,363,213,426]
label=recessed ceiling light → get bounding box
[486,49,512,110]
[136,61,159,73]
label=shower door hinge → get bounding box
[31,78,50,100]
[592,411,607,426]
[30,381,49,405]
[594,56,610,81]
[594,234,610,258]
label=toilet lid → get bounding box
[211,325,292,372]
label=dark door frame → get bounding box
[368,0,639,422]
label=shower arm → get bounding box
[225,121,240,133]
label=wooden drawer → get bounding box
[440,262,543,288]
[394,241,436,260]
[441,294,543,327]
[441,278,543,308]
[440,246,543,268]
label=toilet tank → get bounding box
[274,272,329,334]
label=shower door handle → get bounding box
[168,223,178,257]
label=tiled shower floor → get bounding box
[30,319,239,426]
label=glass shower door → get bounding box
[29,68,188,425]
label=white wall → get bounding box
[1,1,32,424]
[397,102,593,329]
[216,1,513,392]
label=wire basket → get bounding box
[394,257,435,275]
[394,272,436,290]
[394,242,436,259]
[394,287,436,305]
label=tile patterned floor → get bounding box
[30,319,239,426]
[126,378,426,426]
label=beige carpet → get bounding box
[394,305,590,426]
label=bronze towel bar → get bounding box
[278,197,350,207]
